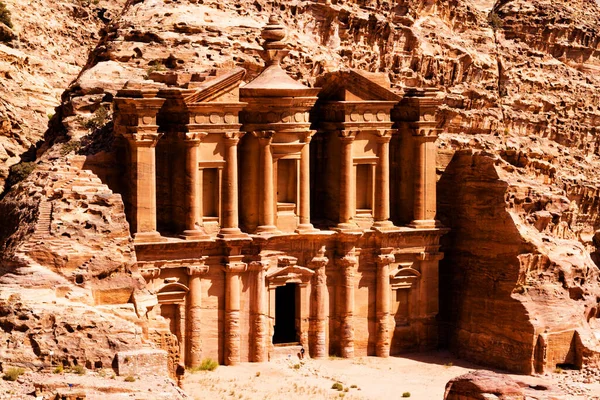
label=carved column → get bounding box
[410,132,438,228]
[114,92,165,243]
[249,260,269,362]
[187,260,209,368]
[219,132,246,238]
[296,133,316,233]
[374,133,393,228]
[182,132,209,239]
[338,250,358,358]
[224,259,247,365]
[338,131,356,229]
[376,251,395,357]
[178,304,186,364]
[255,131,278,234]
[309,249,329,359]
[126,133,163,242]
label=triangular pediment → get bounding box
[184,68,246,104]
[317,69,401,102]
[267,265,314,286]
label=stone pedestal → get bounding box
[376,251,395,357]
[309,251,329,359]
[224,259,247,365]
[187,261,209,368]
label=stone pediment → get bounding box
[184,68,246,104]
[390,264,421,289]
[266,265,315,286]
[317,69,401,103]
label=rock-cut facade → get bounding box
[108,16,446,367]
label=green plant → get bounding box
[444,362,453,368]
[199,358,218,371]
[554,367,563,374]
[6,161,36,188]
[72,365,86,375]
[53,365,64,374]
[350,385,357,389]
[293,363,301,370]
[402,392,411,398]
[488,12,503,30]
[124,375,135,382]
[60,140,81,156]
[82,106,110,130]
[2,367,24,381]
[0,1,13,29]
[331,382,343,391]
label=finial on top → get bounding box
[260,15,289,65]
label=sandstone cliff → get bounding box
[1,0,600,378]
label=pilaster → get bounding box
[224,257,247,365]
[187,259,209,368]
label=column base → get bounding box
[180,229,211,240]
[217,227,249,239]
[256,225,280,235]
[408,219,442,229]
[133,231,163,243]
[372,220,396,231]
[334,222,362,233]
[295,223,319,234]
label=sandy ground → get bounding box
[184,351,600,400]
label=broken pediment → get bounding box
[184,67,246,104]
[317,69,402,103]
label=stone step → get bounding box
[270,343,304,361]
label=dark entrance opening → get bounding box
[273,283,297,344]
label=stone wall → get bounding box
[116,349,168,377]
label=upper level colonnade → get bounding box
[113,16,442,243]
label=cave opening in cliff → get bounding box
[273,283,298,344]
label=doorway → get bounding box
[273,283,297,344]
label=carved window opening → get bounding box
[202,168,220,221]
[277,159,297,207]
[355,163,374,216]
[273,283,298,344]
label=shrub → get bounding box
[2,367,24,381]
[6,161,36,189]
[402,392,411,398]
[488,12,503,30]
[72,365,86,375]
[199,358,218,371]
[82,106,110,130]
[0,1,13,29]
[124,375,135,382]
[331,382,343,391]
[53,365,64,374]
[60,140,81,156]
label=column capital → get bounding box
[187,264,209,276]
[248,260,270,272]
[224,131,246,143]
[375,129,395,142]
[301,130,317,144]
[225,262,247,274]
[308,246,329,269]
[180,131,208,144]
[252,130,276,142]
[140,267,161,281]
[122,132,163,147]
[338,129,358,141]
[417,251,444,261]
[338,254,359,270]
[377,253,396,267]
[411,126,441,140]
